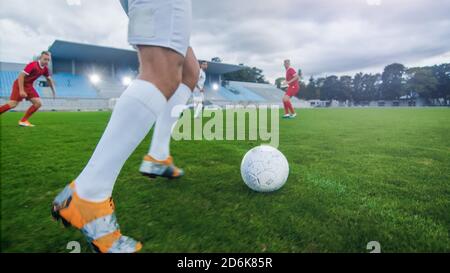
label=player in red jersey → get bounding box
[0,51,56,127]
[282,59,300,119]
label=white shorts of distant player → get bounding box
[121,0,192,57]
[193,89,204,103]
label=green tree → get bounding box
[223,66,268,83]
[365,73,382,101]
[352,73,365,102]
[297,80,307,99]
[339,75,353,101]
[432,64,450,100]
[275,77,286,89]
[381,63,406,100]
[320,76,340,100]
[406,67,438,99]
[303,77,320,100]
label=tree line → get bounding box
[220,59,450,103]
[281,63,450,103]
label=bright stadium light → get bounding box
[89,74,101,85]
[122,76,132,86]
[212,83,219,91]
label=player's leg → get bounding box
[285,95,294,115]
[193,93,199,117]
[0,100,19,115]
[193,90,203,119]
[53,46,182,253]
[74,47,183,208]
[18,97,41,127]
[141,47,199,179]
[287,87,298,117]
[52,0,192,253]
[282,95,291,118]
[287,98,296,117]
[1,82,22,115]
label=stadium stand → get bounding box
[44,73,98,98]
[1,41,311,111]
[0,97,111,112]
[94,78,126,98]
[218,82,266,102]
[0,71,99,99]
[0,71,20,97]
[229,81,298,103]
[201,80,306,108]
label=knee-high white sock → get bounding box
[75,79,167,202]
[148,83,192,160]
[194,101,203,118]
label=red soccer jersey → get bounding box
[21,61,50,88]
[286,67,299,88]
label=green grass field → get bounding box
[1,108,449,253]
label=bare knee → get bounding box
[181,47,200,91]
[8,101,18,108]
[137,46,184,99]
[33,101,42,108]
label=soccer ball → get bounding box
[240,145,289,192]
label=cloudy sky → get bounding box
[1,0,449,83]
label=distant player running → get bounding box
[52,0,199,253]
[193,61,207,119]
[0,51,56,126]
[282,59,299,119]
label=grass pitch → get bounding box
[1,108,449,253]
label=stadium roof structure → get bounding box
[48,40,244,75]
[49,40,138,67]
[199,60,245,75]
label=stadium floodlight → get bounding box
[212,83,219,91]
[122,76,132,86]
[89,74,101,85]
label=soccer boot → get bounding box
[139,155,184,179]
[18,120,35,127]
[51,182,142,253]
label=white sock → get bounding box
[75,79,167,202]
[148,83,192,160]
[194,102,203,118]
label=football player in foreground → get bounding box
[52,0,198,253]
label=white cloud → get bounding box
[0,0,449,83]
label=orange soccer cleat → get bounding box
[18,120,35,127]
[139,155,184,179]
[51,182,142,253]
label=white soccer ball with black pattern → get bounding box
[240,145,289,192]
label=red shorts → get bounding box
[286,85,299,97]
[10,81,40,102]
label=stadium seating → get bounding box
[204,82,265,103]
[1,69,308,109]
[229,81,291,102]
[0,71,20,97]
[47,73,98,98]
[94,79,126,98]
[204,81,300,103]
[0,71,99,98]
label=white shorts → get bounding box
[121,0,192,57]
[193,89,204,103]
